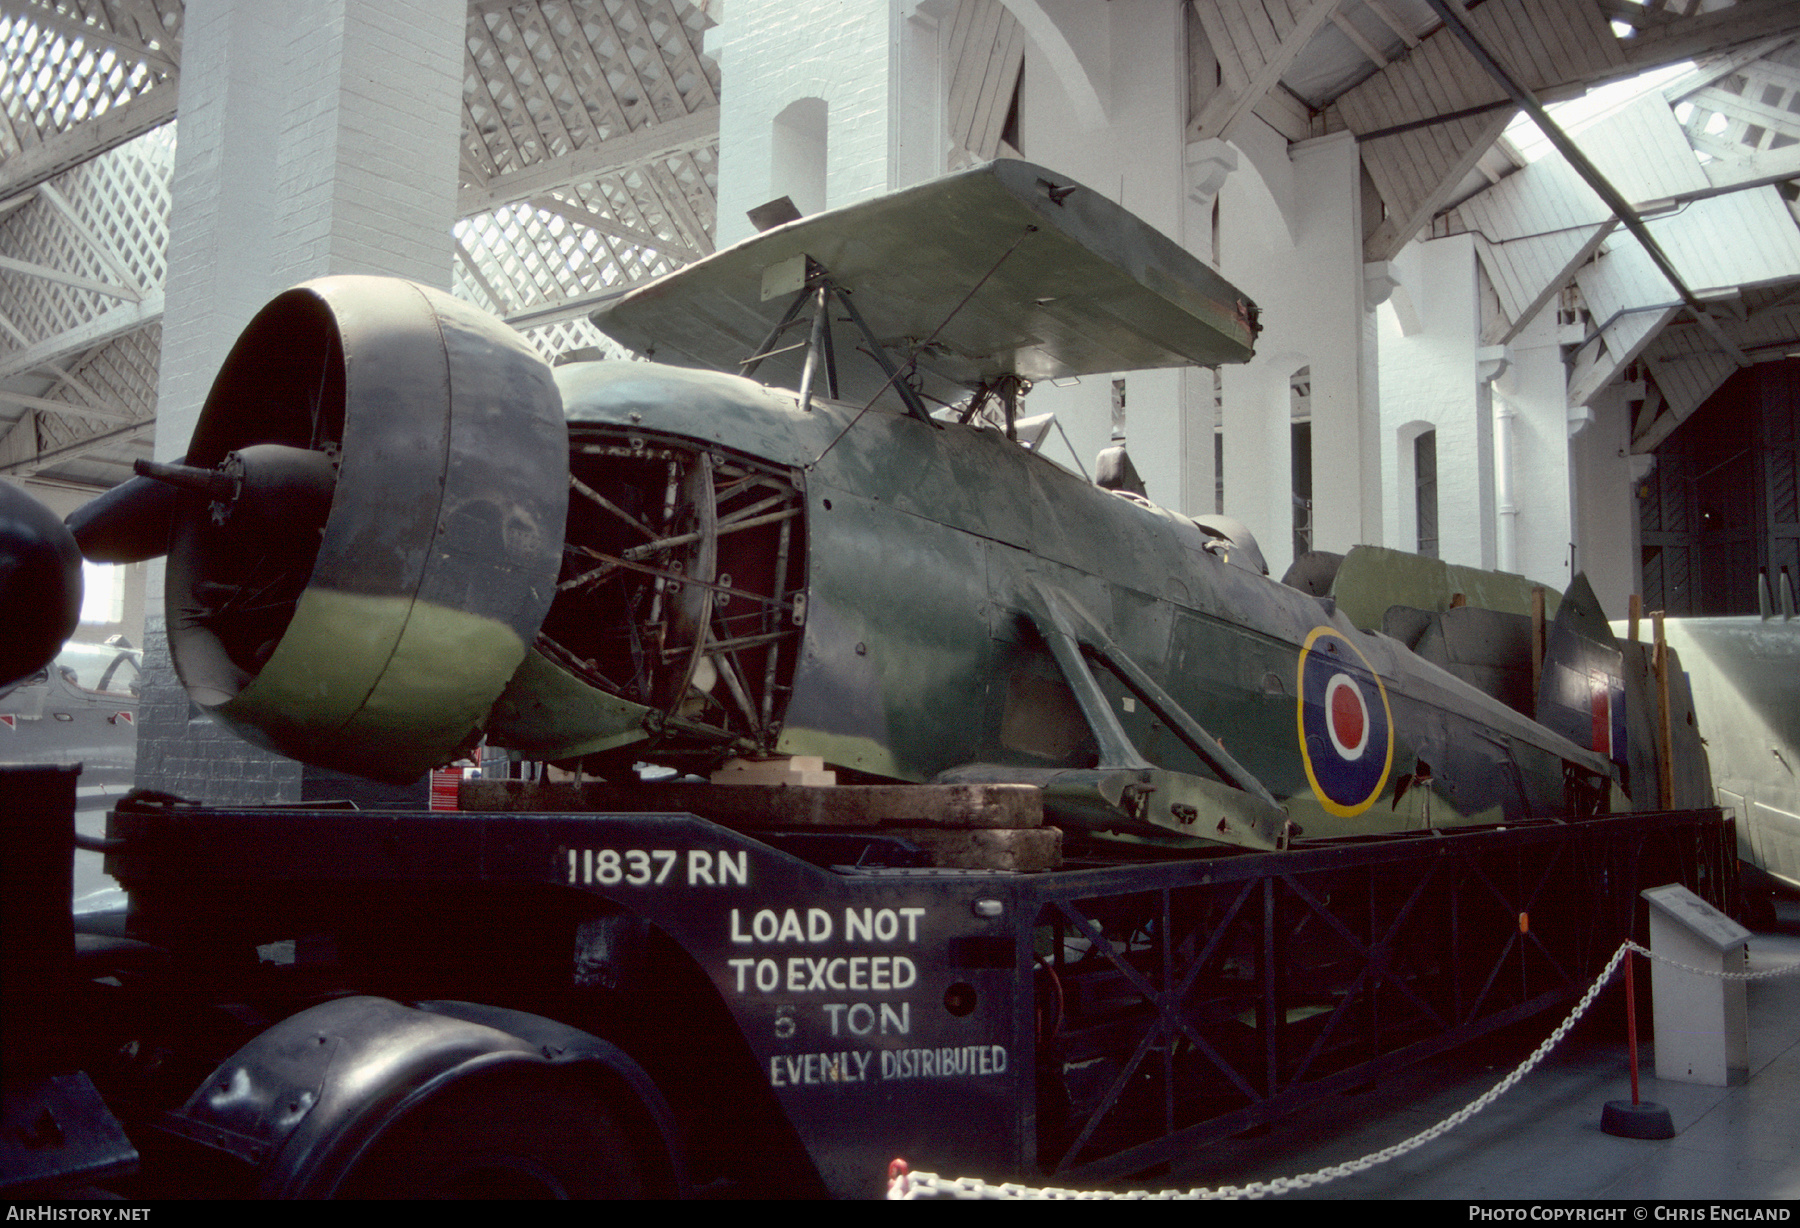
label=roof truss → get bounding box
[0,1,725,484]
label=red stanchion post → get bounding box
[1625,945,1640,1106]
[1602,945,1674,1138]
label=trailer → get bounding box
[0,764,1735,1199]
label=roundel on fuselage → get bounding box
[1296,627,1394,818]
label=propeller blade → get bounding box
[66,473,180,564]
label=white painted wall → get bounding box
[1218,131,1372,577]
[711,0,905,250]
[1495,301,1577,590]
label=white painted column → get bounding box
[1179,139,1236,518]
[142,0,464,802]
[269,0,463,288]
[154,0,287,468]
[1291,135,1371,564]
[1179,366,1218,518]
[158,0,463,464]
[1504,303,1579,591]
[1220,357,1292,560]
[1571,383,1645,617]
[1361,263,1397,550]
[892,0,953,190]
[1219,131,1369,576]
[965,0,1192,510]
[1473,368,1498,570]
[1483,347,1516,573]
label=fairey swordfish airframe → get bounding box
[56,158,1698,852]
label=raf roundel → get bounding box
[1296,627,1394,818]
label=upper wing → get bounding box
[592,159,1259,408]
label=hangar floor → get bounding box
[1166,904,1800,1201]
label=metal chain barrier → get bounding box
[1627,939,1799,982]
[887,938,1800,1201]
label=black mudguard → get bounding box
[164,995,685,1198]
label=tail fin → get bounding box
[1535,573,1627,775]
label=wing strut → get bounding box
[957,373,1030,439]
[741,257,933,423]
[1026,583,1284,814]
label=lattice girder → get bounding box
[0,118,167,353]
[0,0,726,483]
[459,2,719,358]
[0,0,181,157]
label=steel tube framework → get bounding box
[1019,810,1734,1181]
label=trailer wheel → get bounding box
[337,1065,646,1200]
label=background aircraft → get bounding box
[0,478,80,690]
[1644,596,1798,919]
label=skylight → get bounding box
[1501,61,1695,163]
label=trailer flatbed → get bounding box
[0,766,1734,1199]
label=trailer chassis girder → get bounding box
[1028,811,1735,1182]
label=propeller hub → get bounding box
[138,444,337,535]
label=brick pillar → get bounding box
[712,0,902,250]
[138,0,463,803]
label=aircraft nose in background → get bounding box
[0,481,82,688]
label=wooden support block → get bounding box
[711,756,837,786]
[1531,585,1546,706]
[885,826,1061,872]
[459,780,1045,830]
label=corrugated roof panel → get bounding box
[1568,305,1673,407]
[1576,234,1671,325]
[1368,109,1515,244]
[1732,303,1800,350]
[1458,154,1607,240]
[1457,95,1703,247]
[1336,0,1625,135]
[1571,234,1680,405]
[1572,188,1800,330]
[1575,94,1710,204]
[1474,226,1608,324]
[1651,301,1800,366]
[1644,338,1736,429]
[1650,186,1800,293]
[1635,301,1800,446]
[1574,185,1800,418]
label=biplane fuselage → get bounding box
[44,160,1635,851]
[505,358,1616,849]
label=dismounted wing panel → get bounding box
[592,159,1258,408]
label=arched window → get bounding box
[1290,367,1311,559]
[771,97,828,217]
[1415,429,1439,558]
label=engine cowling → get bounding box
[80,279,814,783]
[158,277,568,782]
